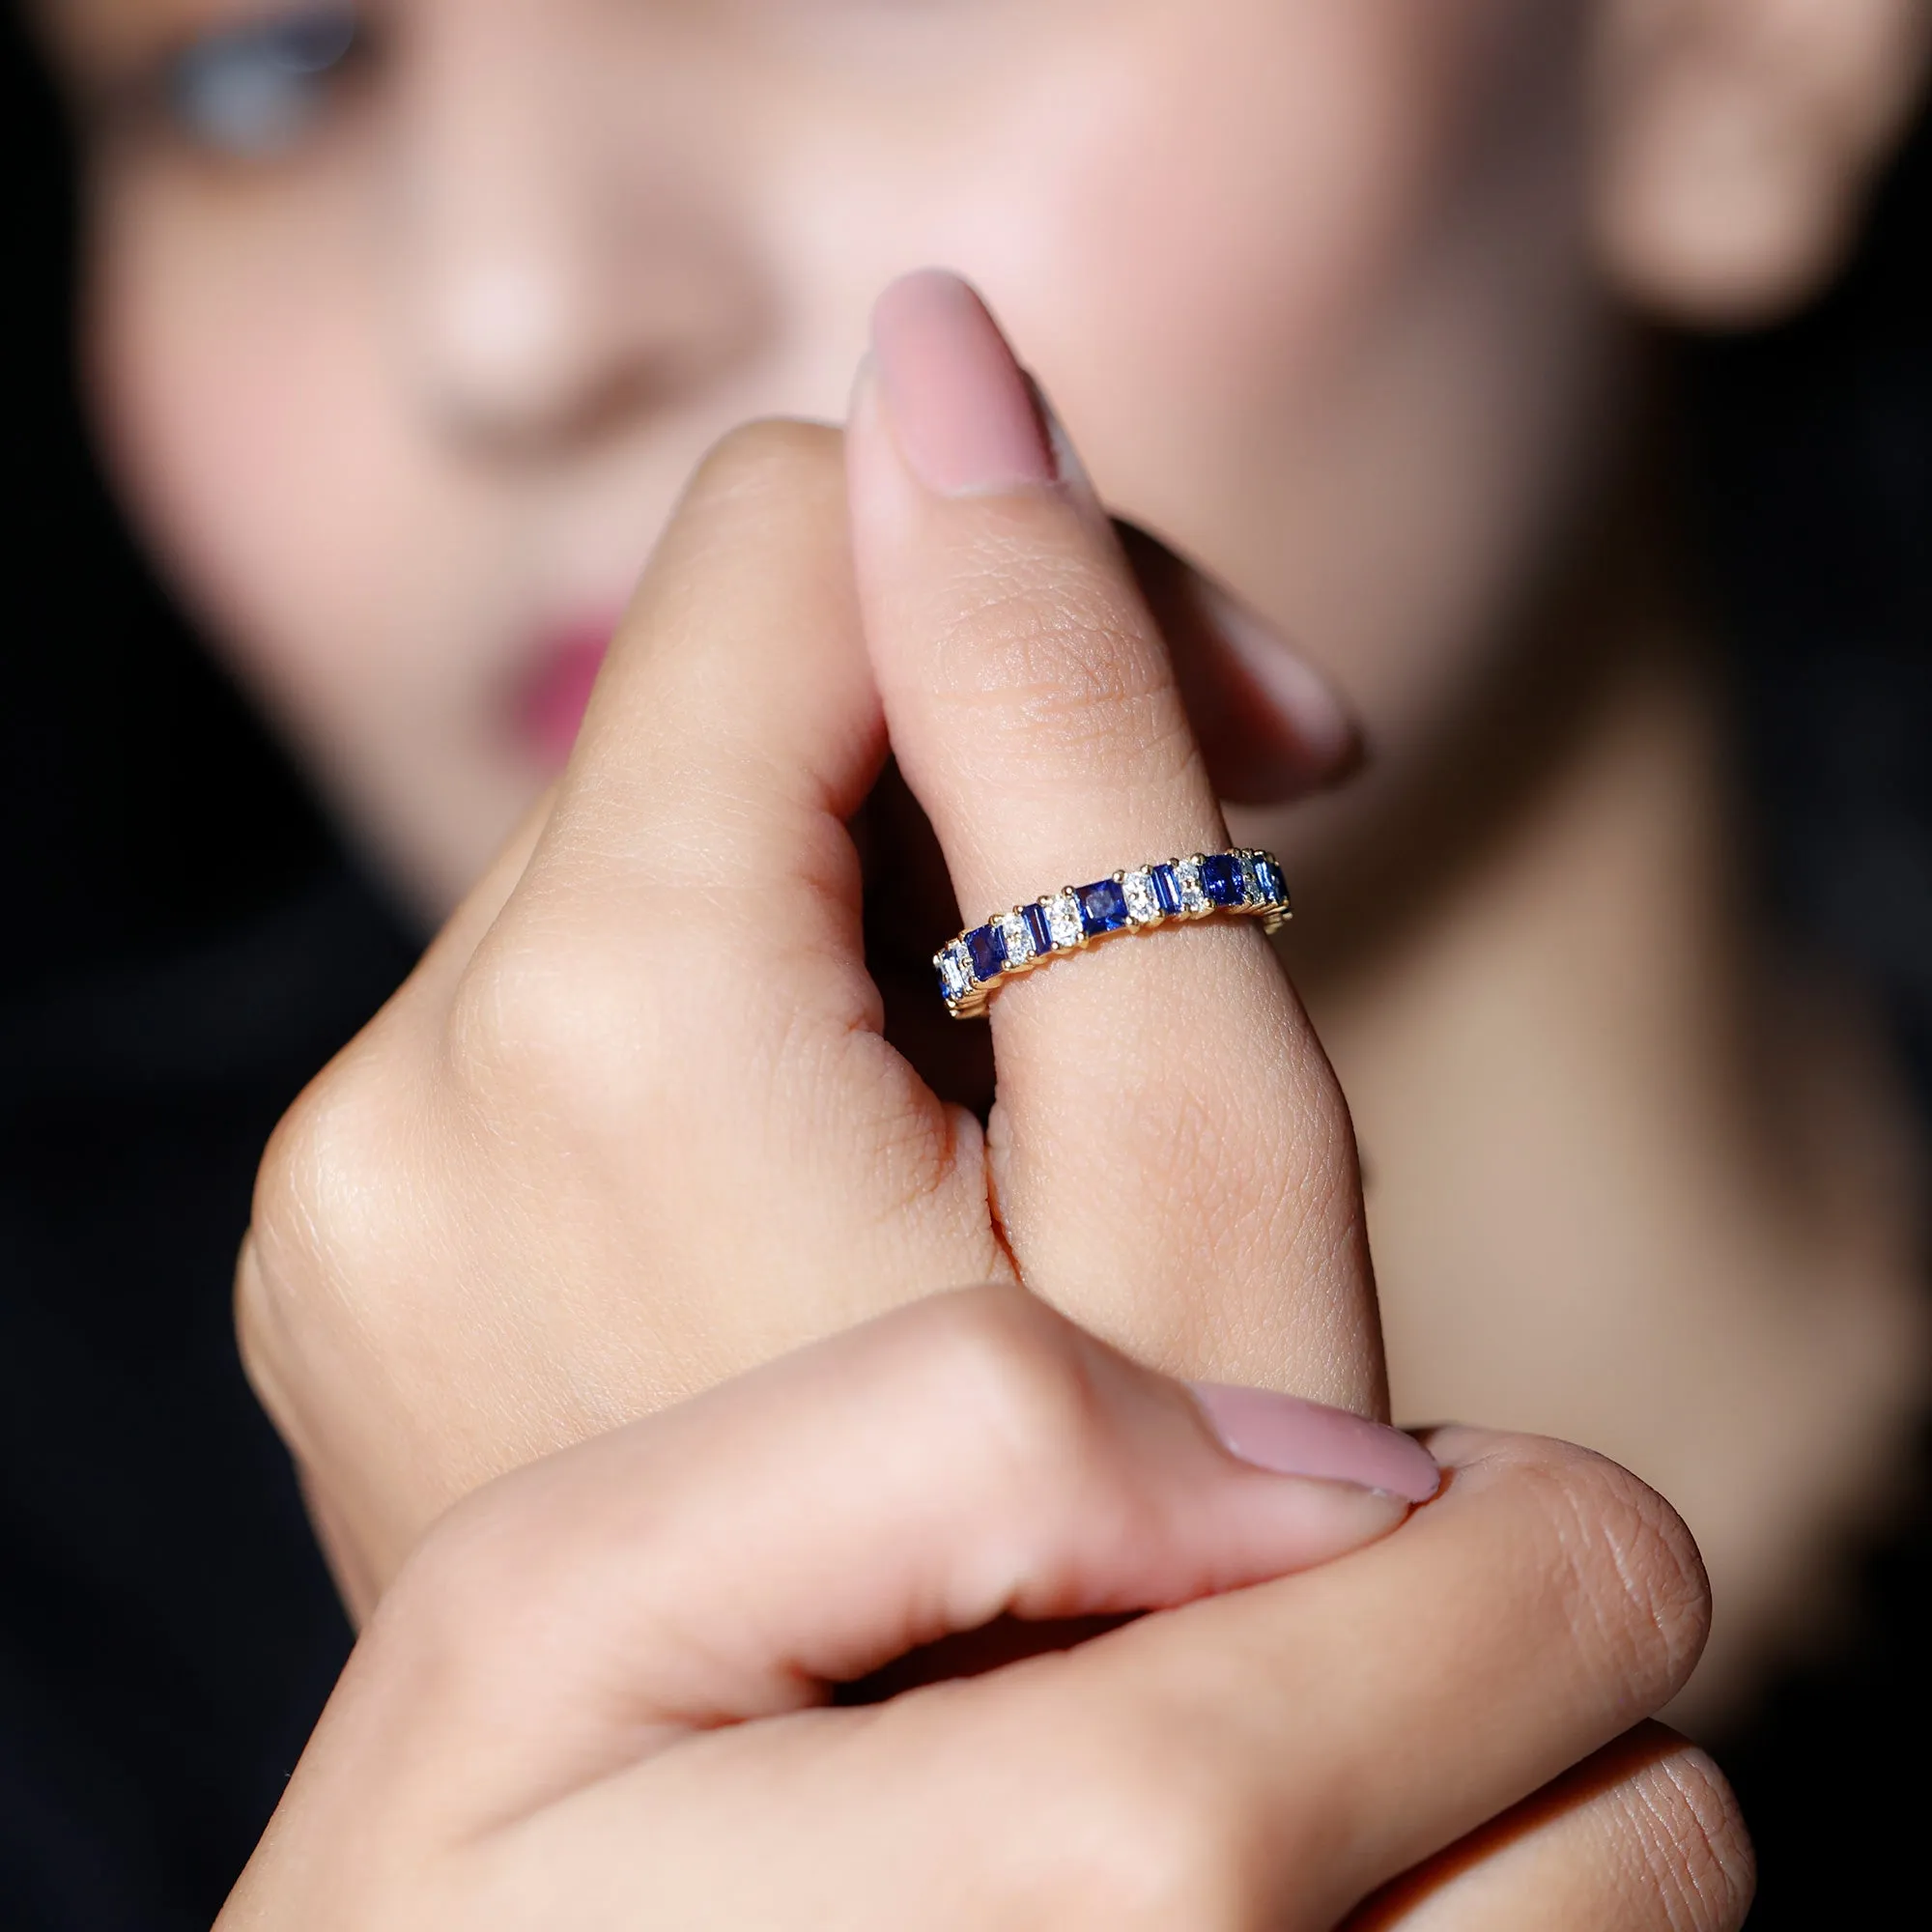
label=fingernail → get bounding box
[869,270,1057,497]
[1189,1383,1440,1502]
[1197,583,1360,780]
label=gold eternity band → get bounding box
[933,848,1291,1019]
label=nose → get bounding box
[390,1,764,451]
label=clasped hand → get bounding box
[224,276,1751,1927]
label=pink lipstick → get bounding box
[515,618,615,768]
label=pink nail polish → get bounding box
[1189,1383,1440,1502]
[869,270,1057,497]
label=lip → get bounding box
[514,615,619,768]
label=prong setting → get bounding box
[1122,867,1162,924]
[1045,892,1083,950]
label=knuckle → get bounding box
[233,1234,298,1427]
[443,923,668,1122]
[249,1055,355,1266]
[1624,1745,1757,1931]
[1518,1440,1714,1716]
[392,1485,509,1614]
[369,1485,535,1681]
[380,1456,627,1705]
[244,1035,415,1354]
[930,543,1197,777]
[896,1288,1107,1493]
[445,917,778,1158]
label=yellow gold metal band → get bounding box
[933,848,1291,1020]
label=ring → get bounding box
[933,849,1291,1018]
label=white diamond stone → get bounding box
[1237,852,1261,904]
[997,910,1036,969]
[1176,858,1209,913]
[937,940,972,999]
[1045,892,1083,949]
[1122,868,1161,923]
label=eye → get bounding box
[164,7,362,158]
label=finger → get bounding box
[328,1285,1433,1834]
[433,422,1006,1359]
[234,790,553,1568]
[846,269,1381,1414]
[553,1424,1713,1930]
[366,513,1358,1096]
[992,1425,1714,1924]
[405,515,1360,1076]
[485,418,881,1005]
[241,422,1015,1594]
[1348,1723,1754,1932]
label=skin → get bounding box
[209,308,1757,1916]
[219,1288,1751,1930]
[30,0,1932,1750]
[235,311,1396,1600]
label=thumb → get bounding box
[335,1287,1436,1833]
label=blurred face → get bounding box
[43,0,1616,912]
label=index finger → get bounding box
[846,271,1382,1415]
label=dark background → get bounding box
[1,15,412,1927]
[3,8,1928,1924]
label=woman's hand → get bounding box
[240,273,1385,1603]
[219,1289,1750,1931]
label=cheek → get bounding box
[887,0,1614,767]
[85,156,528,903]
[91,163,478,724]
[993,4,1475,418]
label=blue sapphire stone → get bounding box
[1077,878,1130,935]
[1200,853,1246,908]
[1254,856,1287,904]
[966,923,1007,981]
[1151,864,1183,916]
[1023,901,1056,955]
